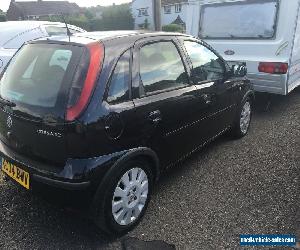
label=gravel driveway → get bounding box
[0,89,299,249]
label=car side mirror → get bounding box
[230,63,247,77]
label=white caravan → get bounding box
[186,0,300,95]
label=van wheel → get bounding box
[91,159,153,235]
[230,97,252,138]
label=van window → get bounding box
[184,41,224,82]
[139,41,188,94]
[200,0,278,39]
[107,50,130,103]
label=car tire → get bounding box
[230,97,252,138]
[91,158,153,235]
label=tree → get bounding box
[144,18,149,30]
[89,4,134,31]
[0,9,6,22]
[35,4,134,31]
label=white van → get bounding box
[187,0,300,95]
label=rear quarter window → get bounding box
[107,50,130,104]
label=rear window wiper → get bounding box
[0,97,16,107]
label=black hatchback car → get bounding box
[0,31,253,234]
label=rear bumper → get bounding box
[32,175,90,190]
[0,141,93,191]
[248,73,287,95]
[0,140,131,191]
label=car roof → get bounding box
[36,30,192,45]
[76,30,190,40]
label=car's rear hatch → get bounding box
[0,41,103,166]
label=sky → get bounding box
[0,0,131,12]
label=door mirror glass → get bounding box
[230,63,247,77]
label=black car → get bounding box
[0,31,253,234]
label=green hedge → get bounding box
[162,24,184,33]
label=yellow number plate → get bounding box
[1,158,30,190]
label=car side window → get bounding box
[107,50,130,104]
[184,41,225,82]
[139,41,188,94]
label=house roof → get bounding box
[161,0,188,6]
[11,1,81,16]
[171,15,185,25]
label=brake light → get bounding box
[66,42,104,121]
[258,62,288,74]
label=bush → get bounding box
[38,4,134,32]
[162,24,184,33]
[0,14,6,22]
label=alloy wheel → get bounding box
[240,101,251,135]
[112,168,149,226]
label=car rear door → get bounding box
[131,37,207,166]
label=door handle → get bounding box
[148,110,162,124]
[201,94,212,105]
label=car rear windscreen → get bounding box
[199,0,278,39]
[0,43,85,120]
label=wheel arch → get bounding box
[113,147,160,182]
[242,89,255,105]
[93,147,160,194]
[89,147,159,233]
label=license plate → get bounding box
[1,158,30,189]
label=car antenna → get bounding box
[61,14,72,42]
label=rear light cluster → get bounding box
[66,42,104,122]
[258,62,288,74]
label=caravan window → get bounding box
[199,0,278,39]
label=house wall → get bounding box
[161,3,188,26]
[131,0,189,30]
[131,0,155,30]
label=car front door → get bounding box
[131,37,206,167]
[181,38,236,139]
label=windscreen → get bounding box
[199,0,278,39]
[0,43,84,120]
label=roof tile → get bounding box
[161,0,188,6]
[13,1,81,16]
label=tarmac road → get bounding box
[0,88,299,249]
